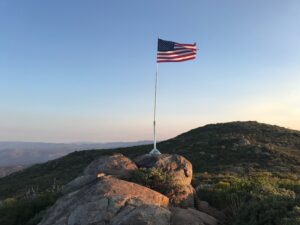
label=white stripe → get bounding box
[157,54,196,61]
[158,49,196,54]
[174,46,197,50]
[174,43,196,46]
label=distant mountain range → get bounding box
[0,141,151,177]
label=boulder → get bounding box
[111,205,171,225]
[94,176,169,207]
[198,201,209,210]
[196,201,225,222]
[187,208,218,225]
[84,153,137,179]
[135,154,193,186]
[238,137,251,146]
[39,176,169,225]
[169,184,195,208]
[62,175,96,194]
[170,207,218,225]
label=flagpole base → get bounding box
[149,148,161,155]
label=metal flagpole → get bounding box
[150,47,161,155]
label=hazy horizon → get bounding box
[1,0,300,142]
[0,140,152,144]
[0,120,299,143]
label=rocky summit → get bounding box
[1,122,299,225]
[38,153,219,225]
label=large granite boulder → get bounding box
[135,154,192,186]
[135,153,195,207]
[111,205,171,225]
[171,207,218,225]
[170,184,196,208]
[39,176,169,225]
[196,201,225,222]
[62,175,96,194]
[62,154,137,195]
[84,153,137,179]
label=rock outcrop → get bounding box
[40,176,169,225]
[135,153,195,207]
[135,154,193,186]
[39,153,219,225]
[62,154,137,195]
[111,205,171,225]
[171,207,218,225]
[84,153,137,179]
[62,174,96,194]
[170,184,196,208]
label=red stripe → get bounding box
[157,50,196,55]
[157,56,196,63]
[157,53,196,60]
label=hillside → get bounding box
[0,166,26,178]
[0,121,299,200]
[0,121,300,225]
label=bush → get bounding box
[233,196,299,225]
[216,181,231,189]
[0,193,59,225]
[197,172,300,225]
[280,206,300,225]
[131,167,184,197]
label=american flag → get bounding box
[157,38,197,63]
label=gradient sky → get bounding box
[1,0,300,142]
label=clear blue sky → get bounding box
[1,0,300,142]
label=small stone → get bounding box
[97,172,105,178]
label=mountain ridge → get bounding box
[0,121,299,200]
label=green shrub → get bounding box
[131,167,184,197]
[0,193,59,225]
[233,196,299,225]
[197,172,300,225]
[280,205,300,225]
[216,181,231,189]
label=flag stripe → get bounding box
[174,47,197,51]
[157,52,196,60]
[157,54,196,62]
[157,49,196,55]
[157,53,196,62]
[175,43,196,47]
[157,50,196,56]
[157,56,196,63]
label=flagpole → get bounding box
[153,62,158,149]
[150,39,161,155]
